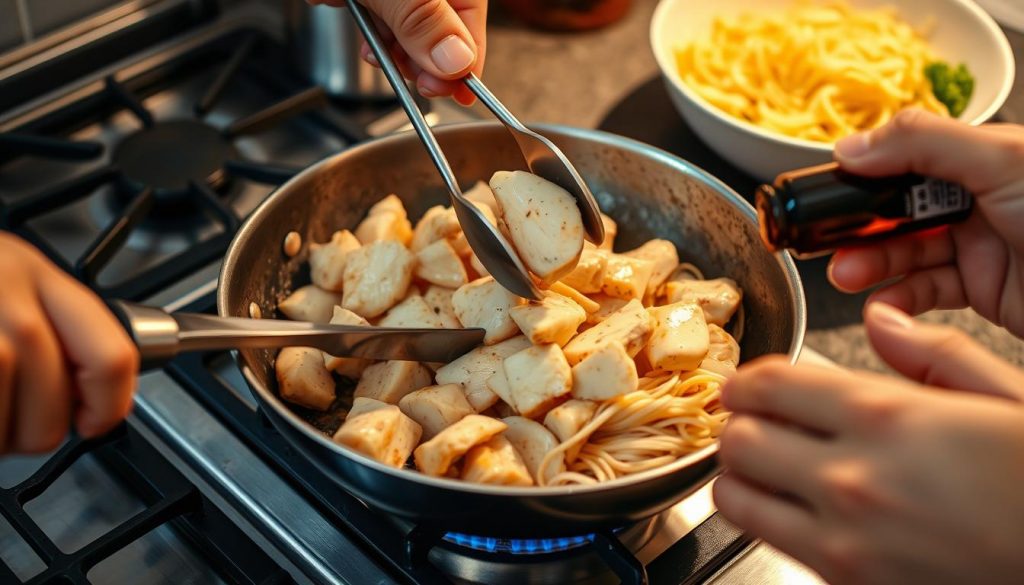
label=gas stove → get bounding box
[1,3,763,584]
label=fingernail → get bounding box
[418,85,439,98]
[835,131,872,160]
[363,51,379,67]
[430,35,475,75]
[868,302,914,329]
[826,258,855,293]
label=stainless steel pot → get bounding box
[218,122,806,537]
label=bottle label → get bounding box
[909,179,972,220]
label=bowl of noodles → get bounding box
[650,0,1015,181]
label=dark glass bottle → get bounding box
[756,162,973,256]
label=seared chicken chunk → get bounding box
[323,306,373,379]
[461,435,534,486]
[601,254,655,301]
[463,180,498,213]
[564,299,653,364]
[378,295,444,329]
[414,239,468,289]
[435,336,532,412]
[548,282,599,314]
[622,240,679,298]
[410,205,460,252]
[502,344,573,419]
[543,399,599,463]
[278,285,345,323]
[468,252,488,278]
[663,277,742,326]
[354,360,433,404]
[598,213,617,251]
[700,324,740,376]
[355,194,413,246]
[485,368,515,411]
[342,240,416,318]
[398,384,475,439]
[571,341,638,401]
[560,248,608,294]
[509,291,587,347]
[646,302,710,371]
[584,294,630,325]
[414,414,507,476]
[451,277,525,345]
[489,170,584,284]
[275,347,336,411]
[333,397,422,468]
[502,416,564,482]
[308,229,361,291]
[423,285,462,329]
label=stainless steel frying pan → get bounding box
[217,122,806,537]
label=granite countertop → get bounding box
[482,0,1024,372]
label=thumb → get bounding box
[865,301,1024,401]
[359,0,478,80]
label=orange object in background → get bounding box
[499,0,632,31]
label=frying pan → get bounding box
[218,122,806,537]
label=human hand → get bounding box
[0,233,138,454]
[310,0,487,105]
[827,110,1024,337]
[713,302,1024,585]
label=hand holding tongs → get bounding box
[344,0,604,301]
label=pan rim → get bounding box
[218,121,807,497]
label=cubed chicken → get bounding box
[278,285,345,323]
[571,341,638,401]
[599,213,617,250]
[509,291,587,347]
[451,277,525,345]
[435,336,532,412]
[461,435,534,486]
[543,399,599,463]
[354,360,434,404]
[323,306,373,379]
[584,294,631,325]
[502,416,564,482]
[463,180,498,213]
[700,324,741,376]
[622,240,679,298]
[414,414,508,476]
[663,277,743,326]
[502,344,573,419]
[333,398,422,468]
[355,194,413,246]
[308,230,361,292]
[560,248,608,293]
[485,368,515,409]
[275,347,336,411]
[601,254,655,301]
[414,239,468,289]
[398,384,475,440]
[377,295,444,329]
[468,252,488,278]
[489,170,584,284]
[342,240,416,319]
[423,285,462,329]
[646,302,710,371]
[411,205,460,252]
[548,282,600,314]
[564,299,653,364]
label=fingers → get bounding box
[718,415,828,499]
[864,302,1024,401]
[866,265,968,316]
[360,0,479,80]
[0,337,13,453]
[827,227,954,293]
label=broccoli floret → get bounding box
[924,62,975,118]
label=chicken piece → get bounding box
[571,341,638,401]
[410,205,460,252]
[354,360,434,404]
[355,194,413,246]
[601,254,655,301]
[378,295,444,329]
[509,291,586,347]
[548,282,599,314]
[461,435,534,486]
[414,414,507,476]
[308,230,361,292]
[484,367,515,410]
[598,213,617,250]
[622,240,679,298]
[342,240,416,318]
[502,416,564,482]
[700,324,740,376]
[543,399,599,463]
[275,347,336,411]
[333,398,422,468]
[646,302,710,371]
[489,170,584,284]
[463,180,498,213]
[423,285,462,329]
[435,336,532,412]
[560,249,608,294]
[278,285,345,323]
[502,344,573,419]
[451,276,525,345]
[398,384,475,439]
[663,277,743,326]
[468,252,488,278]
[564,299,653,365]
[414,239,468,289]
[584,294,630,325]
[323,306,372,379]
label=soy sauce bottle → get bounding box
[756,162,973,257]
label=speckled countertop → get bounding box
[480,0,1024,372]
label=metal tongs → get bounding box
[344,0,604,301]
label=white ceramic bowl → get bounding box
[650,0,1016,181]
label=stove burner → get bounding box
[443,533,596,555]
[113,119,237,198]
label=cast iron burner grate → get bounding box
[0,34,331,299]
